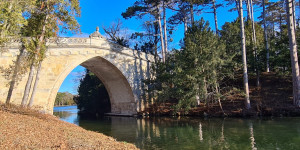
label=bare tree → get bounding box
[103,19,129,47]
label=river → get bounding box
[53,105,300,150]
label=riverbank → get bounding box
[141,72,300,117]
[0,104,138,150]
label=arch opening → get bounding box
[51,56,137,116]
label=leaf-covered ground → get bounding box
[0,104,138,150]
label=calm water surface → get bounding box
[53,106,300,150]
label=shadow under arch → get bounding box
[49,56,136,116]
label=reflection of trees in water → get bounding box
[75,116,300,150]
[134,117,256,149]
[249,122,257,150]
[53,111,72,119]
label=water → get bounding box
[53,106,300,150]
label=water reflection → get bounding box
[248,122,257,150]
[54,106,300,150]
[53,105,79,125]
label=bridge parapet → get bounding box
[5,36,155,62]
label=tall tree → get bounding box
[250,0,259,86]
[145,19,228,112]
[212,0,219,34]
[21,0,81,107]
[167,1,190,34]
[122,0,168,62]
[246,0,251,20]
[263,0,270,72]
[237,0,251,109]
[131,20,159,55]
[3,1,37,104]
[286,0,300,107]
[163,0,168,60]
[157,3,166,62]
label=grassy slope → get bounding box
[0,104,138,150]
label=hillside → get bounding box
[0,104,138,150]
[142,72,300,117]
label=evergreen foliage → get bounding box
[146,19,229,113]
[76,69,111,117]
[220,19,265,74]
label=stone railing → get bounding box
[4,27,155,62]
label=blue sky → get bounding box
[58,0,261,94]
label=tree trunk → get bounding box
[215,84,224,114]
[163,1,168,60]
[246,0,251,20]
[263,0,270,72]
[238,0,251,109]
[196,85,200,105]
[235,0,240,16]
[286,0,300,107]
[249,122,257,150]
[157,7,165,62]
[212,0,219,34]
[298,0,300,26]
[184,17,188,34]
[250,0,259,87]
[6,46,25,104]
[21,63,35,106]
[272,12,275,37]
[28,61,42,107]
[21,13,48,107]
[190,3,194,24]
[203,78,208,107]
[280,11,283,36]
[292,0,297,29]
[154,22,159,64]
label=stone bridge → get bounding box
[0,29,154,116]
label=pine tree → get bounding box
[77,70,110,117]
[238,0,251,109]
[122,0,168,62]
[286,0,300,107]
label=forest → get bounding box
[76,0,300,116]
[81,0,300,115]
[54,92,75,106]
[0,0,299,117]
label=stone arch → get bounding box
[0,37,154,115]
[48,55,136,116]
